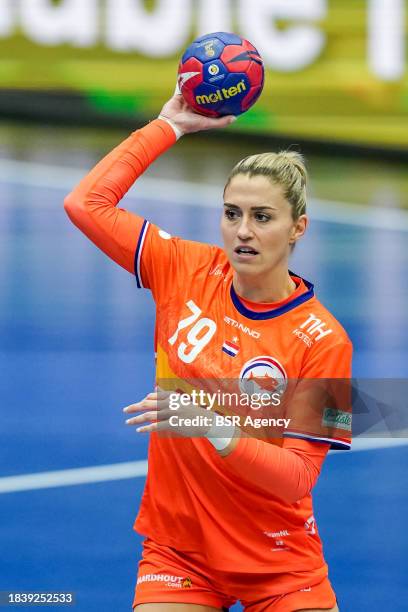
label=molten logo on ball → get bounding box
[178,31,264,117]
[196,79,247,105]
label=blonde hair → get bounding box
[224,151,307,220]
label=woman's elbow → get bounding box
[64,193,84,225]
[284,485,313,505]
[284,474,318,504]
[64,193,76,214]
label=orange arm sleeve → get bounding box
[63,119,177,273]
[222,437,330,503]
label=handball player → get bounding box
[64,91,352,611]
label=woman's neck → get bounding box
[233,269,297,303]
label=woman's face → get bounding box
[221,174,307,278]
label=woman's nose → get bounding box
[237,217,254,239]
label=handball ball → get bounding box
[177,31,264,117]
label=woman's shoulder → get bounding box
[304,293,352,347]
[174,237,229,267]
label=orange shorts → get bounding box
[133,539,337,611]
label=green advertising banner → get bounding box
[0,0,407,149]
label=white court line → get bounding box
[0,460,148,494]
[0,439,407,494]
[1,158,408,231]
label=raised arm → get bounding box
[64,94,235,273]
[64,119,176,273]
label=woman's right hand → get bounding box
[159,91,236,135]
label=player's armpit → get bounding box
[64,119,176,273]
[221,436,330,503]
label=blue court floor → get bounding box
[0,148,407,611]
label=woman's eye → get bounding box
[255,213,271,222]
[225,209,238,220]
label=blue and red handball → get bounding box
[177,32,264,117]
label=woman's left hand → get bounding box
[123,390,214,438]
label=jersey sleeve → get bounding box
[63,119,177,274]
[284,338,353,450]
[136,223,219,305]
[222,436,330,503]
[64,117,221,307]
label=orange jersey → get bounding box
[65,119,353,578]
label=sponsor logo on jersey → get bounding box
[196,80,247,105]
[304,515,316,535]
[265,529,292,551]
[224,315,260,339]
[209,264,226,278]
[222,339,239,357]
[264,530,290,538]
[271,539,290,552]
[239,356,288,397]
[137,574,192,589]
[294,313,333,343]
[322,408,352,431]
[292,328,313,347]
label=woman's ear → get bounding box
[291,214,308,243]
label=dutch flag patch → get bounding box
[222,340,239,357]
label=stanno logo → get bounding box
[196,80,247,105]
[224,315,260,339]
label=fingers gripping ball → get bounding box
[177,32,264,117]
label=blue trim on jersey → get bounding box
[284,431,351,450]
[230,272,314,320]
[134,219,148,288]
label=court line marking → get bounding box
[1,158,408,231]
[0,461,148,494]
[0,439,406,494]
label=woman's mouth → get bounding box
[234,246,259,260]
